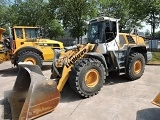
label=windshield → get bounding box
[24,28,40,39]
[88,21,104,43]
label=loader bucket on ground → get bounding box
[152,92,160,107]
[8,63,60,120]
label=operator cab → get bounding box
[14,26,41,40]
[88,17,118,44]
[1,26,42,52]
[88,16,119,53]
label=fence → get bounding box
[146,40,160,52]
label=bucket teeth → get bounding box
[8,63,60,120]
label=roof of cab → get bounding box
[13,26,39,29]
[89,16,120,22]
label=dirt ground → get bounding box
[0,61,160,120]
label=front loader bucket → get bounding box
[8,63,60,120]
[152,92,160,107]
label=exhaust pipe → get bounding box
[8,63,60,120]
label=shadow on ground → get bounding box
[0,68,18,77]
[0,91,12,120]
[0,98,12,120]
[41,65,52,71]
[146,64,160,66]
[0,85,81,119]
[0,65,51,77]
[104,72,130,85]
[136,108,160,120]
[0,72,133,119]
[61,73,131,103]
[60,83,82,103]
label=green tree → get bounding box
[98,0,160,33]
[145,0,160,39]
[0,0,13,35]
[44,19,65,39]
[98,0,143,32]
[12,0,48,26]
[145,29,150,36]
[3,0,65,38]
[49,0,98,43]
[128,0,160,38]
[0,0,9,27]
[156,30,160,38]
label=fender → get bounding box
[85,52,108,76]
[128,45,147,53]
[126,45,147,65]
[13,46,43,64]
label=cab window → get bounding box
[15,28,23,39]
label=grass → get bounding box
[147,52,160,64]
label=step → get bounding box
[119,66,125,69]
[119,72,125,76]
[118,61,124,64]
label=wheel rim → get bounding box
[85,69,99,87]
[134,60,142,74]
[24,57,36,65]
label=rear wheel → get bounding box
[125,53,145,80]
[17,51,43,68]
[69,58,106,98]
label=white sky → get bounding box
[139,22,160,33]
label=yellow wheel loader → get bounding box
[0,26,64,68]
[8,17,152,119]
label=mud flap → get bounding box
[8,63,60,120]
[152,92,160,107]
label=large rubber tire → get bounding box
[17,51,43,68]
[69,58,106,98]
[125,53,145,80]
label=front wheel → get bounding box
[125,53,145,80]
[69,58,106,98]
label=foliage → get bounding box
[156,30,160,38]
[1,0,64,38]
[7,0,49,26]
[145,0,160,38]
[148,52,160,64]
[145,29,150,36]
[98,0,144,31]
[1,0,160,40]
[0,1,9,27]
[49,0,98,43]
[128,0,160,37]
[44,19,65,39]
